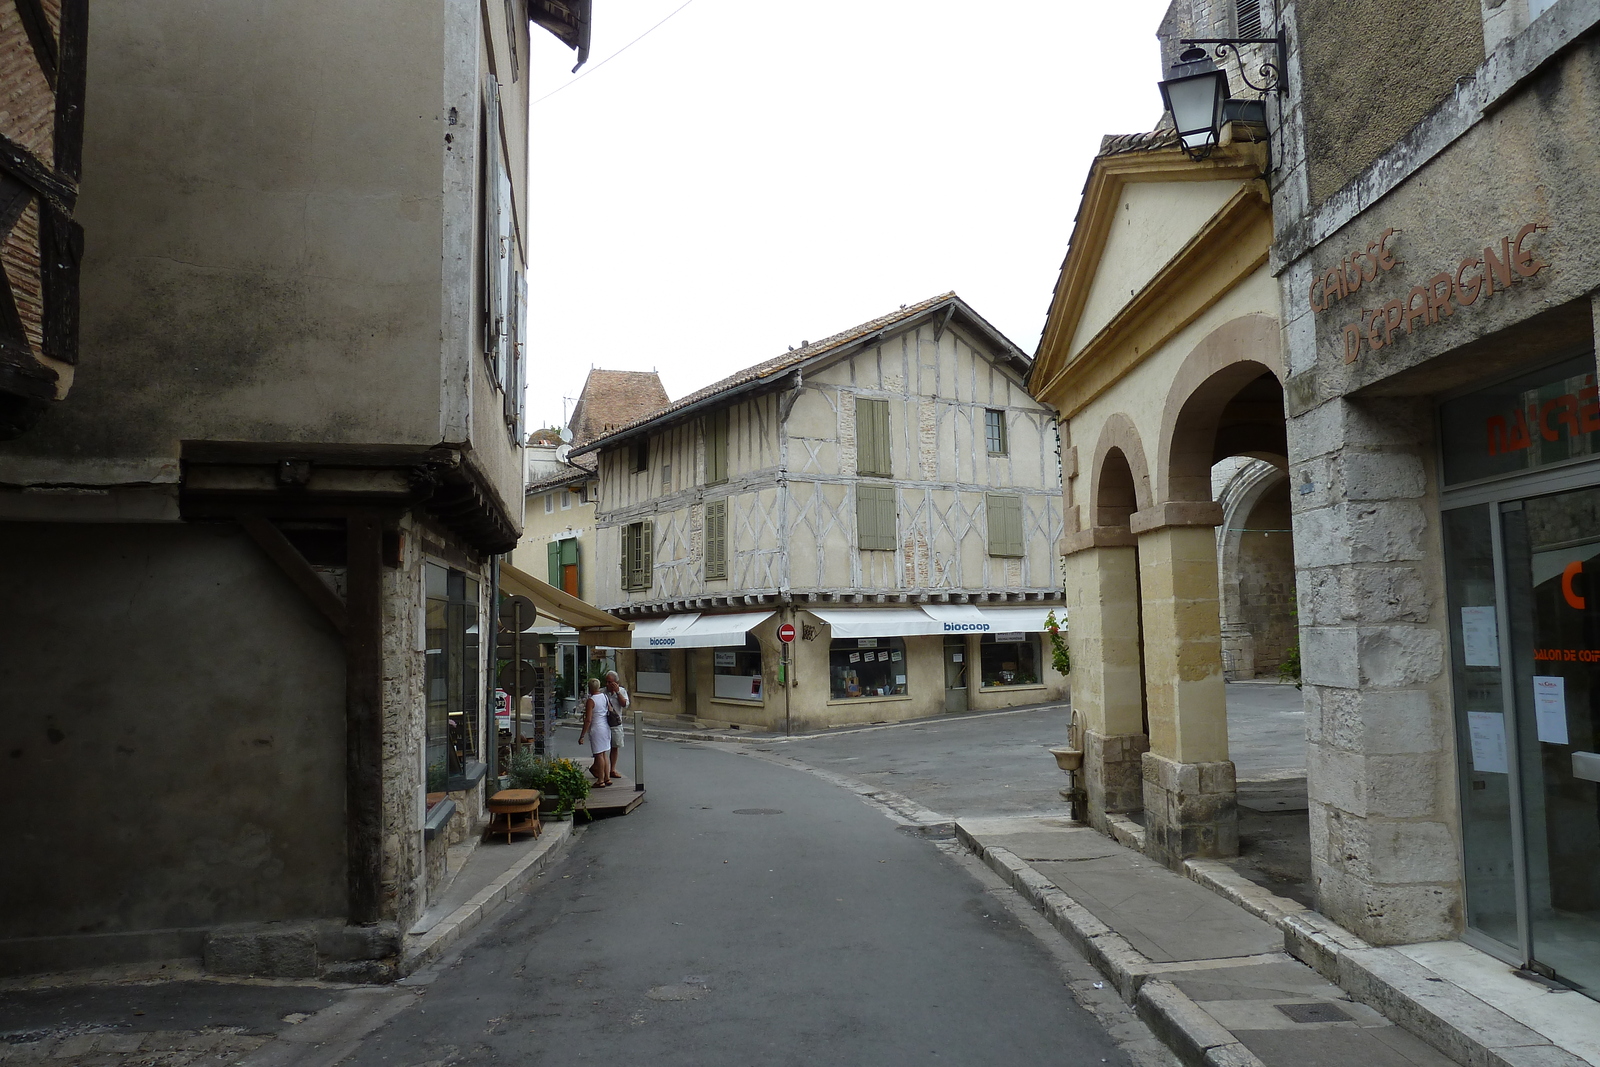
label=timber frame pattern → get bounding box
[0,0,86,439]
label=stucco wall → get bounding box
[0,522,346,969]
[511,483,596,601]
[1293,0,1484,209]
[3,0,447,484]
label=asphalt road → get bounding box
[754,684,1305,824]
[343,738,1142,1067]
[760,705,1077,819]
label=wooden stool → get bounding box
[486,789,542,844]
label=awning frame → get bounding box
[497,561,632,643]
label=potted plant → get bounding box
[506,748,550,793]
[540,756,591,821]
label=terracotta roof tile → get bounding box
[568,370,671,447]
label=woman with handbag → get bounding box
[577,678,612,787]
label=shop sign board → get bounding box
[1312,225,1547,366]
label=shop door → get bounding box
[1502,485,1600,996]
[1446,485,1600,1000]
[944,636,968,713]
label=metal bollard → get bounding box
[632,708,644,791]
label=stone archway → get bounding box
[1132,315,1287,866]
[1215,459,1291,680]
[1063,418,1156,832]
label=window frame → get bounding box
[978,632,1043,689]
[984,408,1009,455]
[631,439,649,474]
[705,409,729,485]
[828,636,909,700]
[621,520,654,591]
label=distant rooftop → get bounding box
[569,369,671,448]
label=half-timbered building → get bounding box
[570,293,1069,731]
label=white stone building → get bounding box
[569,294,1069,731]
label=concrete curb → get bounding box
[956,825,1266,1067]
[1182,857,1592,1067]
[398,821,578,977]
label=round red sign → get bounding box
[777,623,797,643]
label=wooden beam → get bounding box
[238,516,348,636]
[344,511,385,926]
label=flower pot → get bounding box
[1048,747,1083,772]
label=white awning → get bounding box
[807,608,943,638]
[618,611,775,649]
[807,604,1063,639]
[973,605,1060,633]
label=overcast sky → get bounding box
[522,0,1174,432]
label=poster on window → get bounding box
[1533,676,1569,744]
[1468,711,1508,773]
[714,651,736,668]
[1459,606,1499,667]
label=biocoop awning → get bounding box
[619,611,775,649]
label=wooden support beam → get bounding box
[344,511,385,926]
[238,516,348,636]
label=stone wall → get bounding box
[1235,485,1297,676]
[1289,396,1462,944]
[380,515,426,930]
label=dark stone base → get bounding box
[1141,751,1238,868]
[1084,730,1150,833]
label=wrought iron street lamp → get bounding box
[1158,49,1229,159]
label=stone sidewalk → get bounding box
[958,814,1598,1067]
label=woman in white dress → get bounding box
[578,678,612,786]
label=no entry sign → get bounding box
[777,623,797,643]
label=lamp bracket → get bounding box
[1180,31,1286,94]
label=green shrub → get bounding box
[506,749,550,792]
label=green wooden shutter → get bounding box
[547,540,561,585]
[641,520,654,589]
[987,495,1023,557]
[858,486,896,551]
[620,525,632,588]
[705,501,727,580]
[706,410,729,484]
[856,397,891,477]
[878,487,897,549]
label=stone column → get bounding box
[1062,535,1149,831]
[1133,510,1238,866]
[1291,395,1459,945]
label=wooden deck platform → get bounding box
[579,772,646,818]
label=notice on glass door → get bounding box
[1468,711,1508,773]
[1460,606,1500,666]
[1533,676,1570,744]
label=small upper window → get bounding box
[631,439,649,473]
[662,462,673,493]
[543,492,554,514]
[985,409,1008,455]
[560,492,572,511]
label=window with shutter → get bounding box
[857,486,897,551]
[987,495,1024,557]
[641,520,654,589]
[705,409,729,484]
[705,500,728,580]
[547,540,561,585]
[856,397,891,477]
[560,538,580,597]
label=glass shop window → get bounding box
[636,649,672,695]
[979,632,1041,687]
[425,562,480,794]
[712,635,764,702]
[829,637,908,700]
